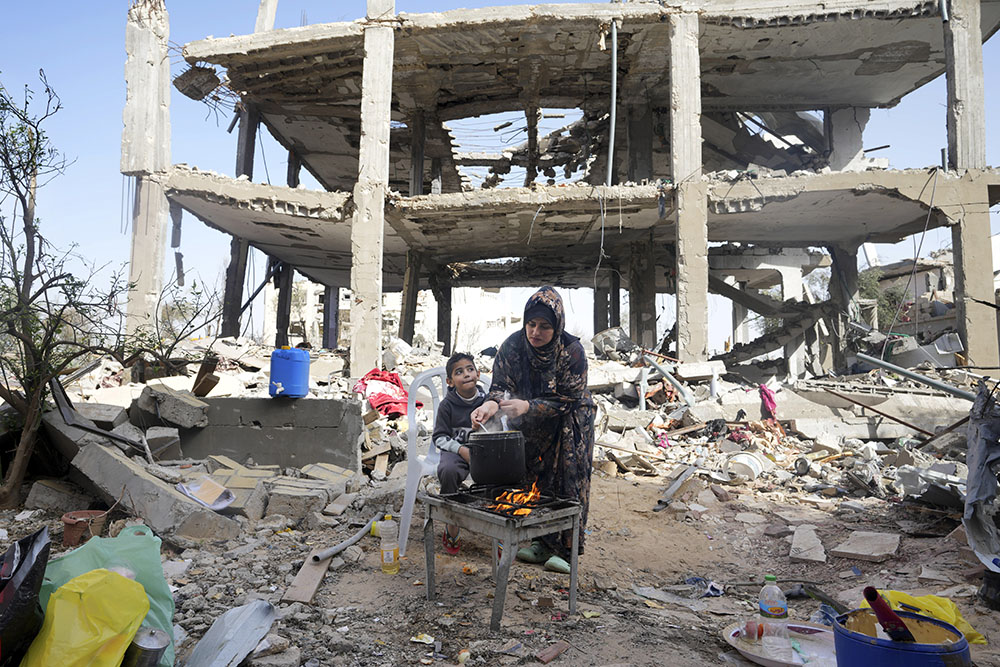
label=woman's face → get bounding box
[525,318,555,348]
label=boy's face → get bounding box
[447,359,480,396]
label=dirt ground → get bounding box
[9,470,999,666]
[300,472,1000,666]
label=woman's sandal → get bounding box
[543,555,571,574]
[515,539,554,563]
[442,530,460,555]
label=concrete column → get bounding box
[221,106,258,337]
[670,12,709,363]
[830,246,859,370]
[944,0,986,170]
[610,270,621,327]
[779,268,806,379]
[729,279,750,345]
[952,203,999,366]
[398,250,422,344]
[287,150,301,188]
[524,105,539,186]
[323,286,339,349]
[349,0,395,376]
[431,278,452,355]
[122,0,170,334]
[626,104,653,182]
[594,285,610,334]
[430,158,442,194]
[944,0,997,366]
[409,112,425,196]
[275,263,293,348]
[826,107,870,171]
[628,235,657,349]
[254,0,278,32]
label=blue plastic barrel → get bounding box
[834,610,971,667]
[269,347,310,398]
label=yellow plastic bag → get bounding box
[859,589,986,644]
[20,568,150,666]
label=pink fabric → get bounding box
[758,384,777,420]
[352,369,422,417]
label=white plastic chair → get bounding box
[398,366,490,557]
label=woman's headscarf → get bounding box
[522,286,572,373]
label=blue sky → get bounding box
[0,1,997,348]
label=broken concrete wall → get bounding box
[178,397,362,471]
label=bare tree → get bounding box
[0,72,132,507]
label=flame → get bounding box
[489,482,541,516]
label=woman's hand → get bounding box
[471,400,499,429]
[499,398,530,418]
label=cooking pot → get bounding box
[466,430,526,486]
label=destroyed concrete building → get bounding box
[2,0,991,663]
[120,0,1000,383]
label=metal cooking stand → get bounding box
[418,491,581,631]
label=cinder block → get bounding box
[146,426,181,457]
[135,383,209,428]
[72,443,239,541]
[211,473,270,521]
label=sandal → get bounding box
[442,529,460,555]
[516,539,554,564]
[543,555,571,574]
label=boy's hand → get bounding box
[458,445,471,464]
[471,400,499,429]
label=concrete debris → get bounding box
[136,383,210,428]
[829,531,901,562]
[789,524,826,563]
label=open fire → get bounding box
[488,482,542,516]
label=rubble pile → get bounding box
[2,331,1000,665]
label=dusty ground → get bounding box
[282,472,1000,665]
[8,471,1000,666]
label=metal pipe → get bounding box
[822,388,934,437]
[312,516,378,562]
[605,20,617,187]
[643,354,695,407]
[856,352,976,401]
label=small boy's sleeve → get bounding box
[432,400,455,442]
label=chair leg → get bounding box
[424,510,435,601]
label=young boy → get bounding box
[434,352,485,555]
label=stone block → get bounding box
[74,403,128,430]
[830,531,900,562]
[24,479,93,512]
[179,397,362,472]
[613,382,638,401]
[790,524,826,563]
[135,383,209,428]
[72,443,239,542]
[265,485,328,520]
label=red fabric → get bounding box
[758,384,777,420]
[352,369,422,417]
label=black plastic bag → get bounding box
[0,526,50,666]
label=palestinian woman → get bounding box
[471,286,596,573]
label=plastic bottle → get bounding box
[379,516,399,575]
[758,575,791,659]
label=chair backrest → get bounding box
[406,367,491,473]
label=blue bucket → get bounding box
[834,609,971,667]
[269,347,310,398]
